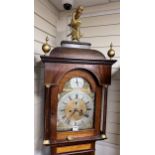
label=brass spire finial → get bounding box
[42,36,51,55]
[67,6,84,41]
[107,42,115,60]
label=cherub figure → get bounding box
[67,6,84,41]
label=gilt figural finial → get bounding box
[67,6,84,41]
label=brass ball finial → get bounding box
[107,42,115,60]
[42,36,51,55]
[101,134,107,139]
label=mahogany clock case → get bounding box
[40,46,116,155]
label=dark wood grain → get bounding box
[41,56,116,65]
[50,86,59,142]
[44,86,51,141]
[102,86,108,134]
[44,63,112,85]
[48,135,106,147]
[49,47,106,60]
[40,46,116,155]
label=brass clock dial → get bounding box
[57,77,95,131]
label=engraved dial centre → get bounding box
[65,99,87,121]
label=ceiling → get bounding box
[49,0,119,11]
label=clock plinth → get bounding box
[40,45,116,155]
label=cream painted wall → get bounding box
[34,0,58,155]
[34,1,120,155]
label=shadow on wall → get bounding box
[112,69,120,80]
[34,56,50,155]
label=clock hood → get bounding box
[49,47,106,61]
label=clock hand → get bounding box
[76,78,79,86]
[78,109,89,117]
[69,108,78,118]
[68,102,79,118]
[78,109,84,116]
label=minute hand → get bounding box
[69,109,78,118]
[78,110,89,117]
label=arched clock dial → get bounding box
[57,90,95,131]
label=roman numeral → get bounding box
[65,119,70,125]
[60,109,65,112]
[63,102,67,104]
[84,114,89,118]
[75,94,78,99]
[87,108,92,111]
[68,96,72,100]
[85,101,89,105]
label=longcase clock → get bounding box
[40,41,116,155]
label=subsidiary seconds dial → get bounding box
[70,77,84,88]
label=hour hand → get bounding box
[69,108,77,118]
[78,109,84,116]
[78,109,89,117]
